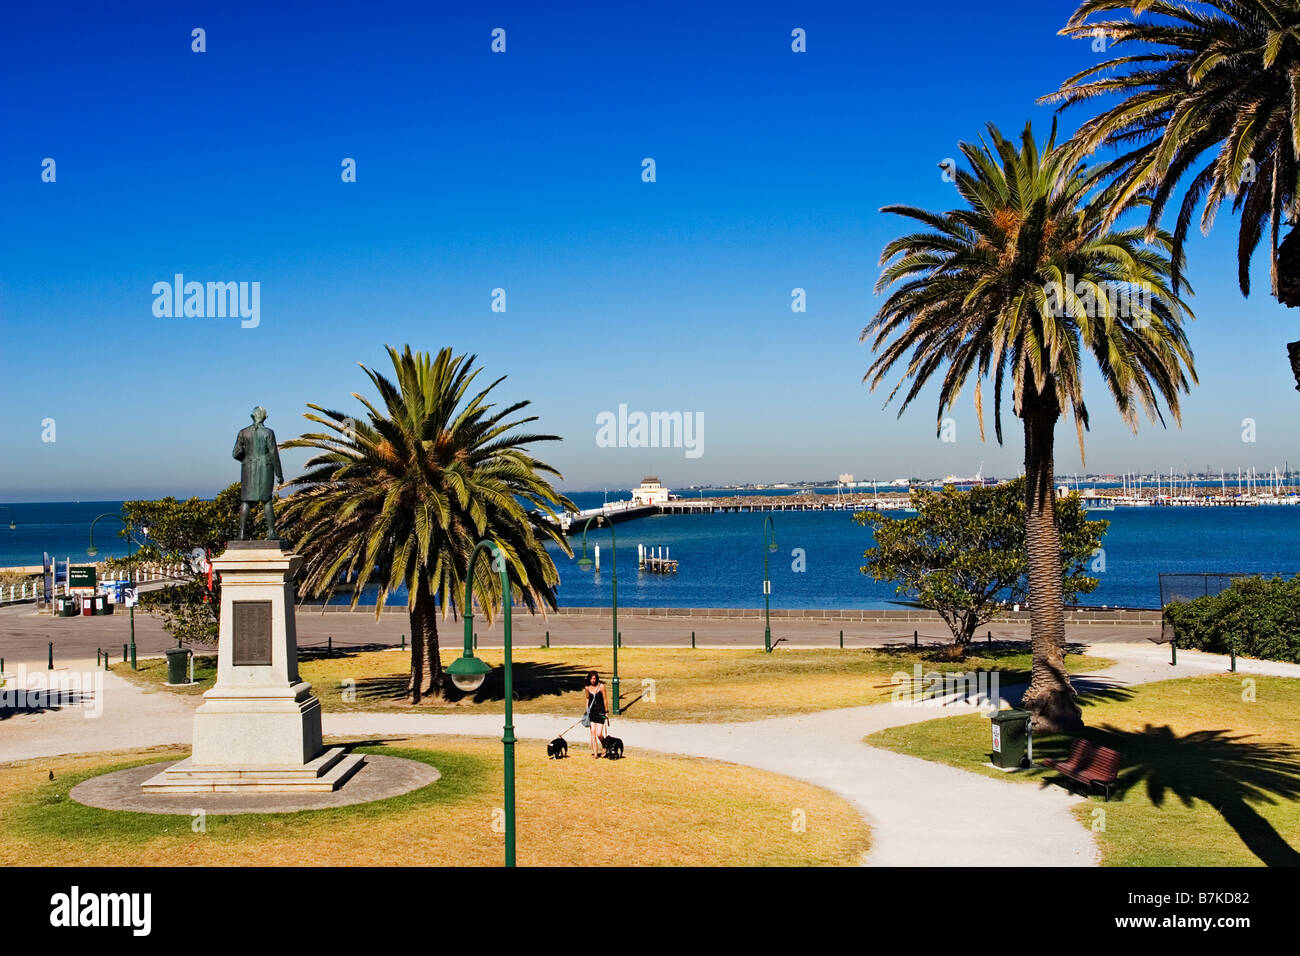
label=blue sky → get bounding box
[1,0,1295,500]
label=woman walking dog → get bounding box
[584,670,610,757]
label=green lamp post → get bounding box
[763,515,777,653]
[88,513,137,670]
[574,514,620,715]
[446,540,516,867]
[0,506,15,530]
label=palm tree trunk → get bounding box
[410,572,447,699]
[1018,391,1083,733]
[408,583,427,704]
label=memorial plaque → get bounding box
[232,600,273,666]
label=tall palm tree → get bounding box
[279,345,574,702]
[862,121,1196,732]
[1044,0,1300,384]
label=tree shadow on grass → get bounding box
[1037,723,1300,867]
[353,675,411,701]
[460,661,591,704]
[350,662,592,704]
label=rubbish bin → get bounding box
[57,596,77,617]
[81,595,95,616]
[990,708,1031,769]
[94,594,108,615]
[165,647,190,685]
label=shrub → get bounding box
[1163,576,1300,663]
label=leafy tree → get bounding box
[862,121,1195,731]
[855,479,1108,651]
[1164,575,1300,663]
[280,345,574,702]
[118,483,274,644]
[1045,0,1300,384]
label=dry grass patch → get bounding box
[0,736,869,867]
[119,645,1111,722]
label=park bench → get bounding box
[1041,739,1121,801]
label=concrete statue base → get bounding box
[142,540,363,794]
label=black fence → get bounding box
[1158,572,1299,608]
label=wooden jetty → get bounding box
[638,544,678,573]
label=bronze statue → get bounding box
[233,406,284,540]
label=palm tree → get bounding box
[1045,0,1300,384]
[862,121,1196,732]
[279,345,574,702]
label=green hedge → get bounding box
[1163,575,1300,663]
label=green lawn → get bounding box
[118,644,1112,722]
[0,737,869,867]
[867,674,1300,866]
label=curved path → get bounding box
[4,644,1298,866]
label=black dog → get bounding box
[602,735,624,760]
[547,737,568,759]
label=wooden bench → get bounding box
[1042,739,1122,801]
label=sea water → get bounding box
[5,494,1295,610]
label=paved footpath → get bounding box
[4,643,1298,866]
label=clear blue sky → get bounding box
[1,0,1295,501]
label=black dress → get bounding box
[586,685,607,725]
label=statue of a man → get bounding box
[232,406,284,540]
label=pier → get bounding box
[638,544,678,573]
[554,485,1300,535]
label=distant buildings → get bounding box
[632,476,670,505]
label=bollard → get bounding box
[401,633,406,650]
[913,629,918,648]
[474,632,478,650]
[691,630,695,648]
[1230,645,1237,672]
[839,629,844,649]
[48,642,54,670]
[545,630,550,649]
[97,648,102,666]
[987,630,992,645]
[617,631,622,649]
[123,643,128,664]
[103,652,108,671]
[1171,639,1177,666]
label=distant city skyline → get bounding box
[2,0,1296,502]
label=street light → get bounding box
[446,540,516,867]
[573,514,620,715]
[88,513,137,669]
[763,515,777,653]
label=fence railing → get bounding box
[1158,571,1299,608]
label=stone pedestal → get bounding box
[143,541,362,794]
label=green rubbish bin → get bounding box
[57,596,78,617]
[990,709,1031,769]
[165,647,190,685]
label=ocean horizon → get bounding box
[3,493,1296,611]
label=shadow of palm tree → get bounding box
[354,675,411,701]
[1037,723,1300,867]
[0,687,100,720]
[299,643,394,661]
[460,661,590,704]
